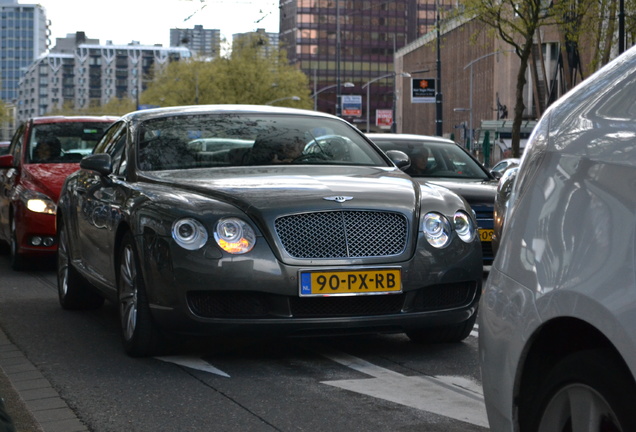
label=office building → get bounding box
[16,33,190,121]
[279,0,443,129]
[0,0,48,103]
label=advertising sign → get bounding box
[376,109,393,129]
[342,95,362,117]
[411,78,436,103]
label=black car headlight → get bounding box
[453,211,476,243]
[172,218,208,250]
[422,212,451,248]
[213,217,256,254]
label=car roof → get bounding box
[30,115,119,124]
[119,104,345,123]
[366,133,456,145]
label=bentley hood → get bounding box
[144,166,461,218]
[419,178,497,207]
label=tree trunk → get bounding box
[602,0,617,64]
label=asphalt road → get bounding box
[0,256,489,432]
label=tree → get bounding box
[587,0,636,68]
[141,35,312,109]
[0,98,8,125]
[460,0,594,157]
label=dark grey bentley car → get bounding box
[56,105,483,357]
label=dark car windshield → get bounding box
[136,114,388,171]
[28,122,111,164]
[373,138,490,180]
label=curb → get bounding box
[0,328,87,432]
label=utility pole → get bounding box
[435,0,443,136]
[336,0,342,116]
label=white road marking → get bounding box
[471,323,479,338]
[155,355,231,377]
[311,345,489,428]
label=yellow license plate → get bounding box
[479,229,494,242]
[300,268,402,296]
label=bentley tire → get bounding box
[57,223,104,310]
[118,232,166,357]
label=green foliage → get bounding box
[459,0,601,157]
[141,35,313,109]
[461,0,566,54]
[48,98,136,116]
[0,98,8,125]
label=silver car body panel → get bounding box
[479,46,636,429]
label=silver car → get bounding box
[479,47,636,430]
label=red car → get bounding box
[0,116,117,270]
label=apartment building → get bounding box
[232,28,280,57]
[170,24,222,59]
[16,33,190,121]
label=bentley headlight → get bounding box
[172,218,208,250]
[22,190,56,215]
[453,211,476,243]
[422,212,451,248]
[214,217,255,254]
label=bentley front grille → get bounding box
[274,210,408,259]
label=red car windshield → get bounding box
[28,122,111,164]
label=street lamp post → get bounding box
[265,96,301,106]
[362,72,410,133]
[461,50,515,152]
[312,82,354,111]
[453,107,471,150]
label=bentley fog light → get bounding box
[453,211,476,243]
[172,218,208,250]
[214,217,255,254]
[423,212,451,248]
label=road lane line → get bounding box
[155,355,231,377]
[311,345,489,428]
[471,323,479,338]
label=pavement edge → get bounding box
[0,327,88,432]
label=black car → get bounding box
[367,133,498,266]
[492,165,519,255]
[57,105,483,356]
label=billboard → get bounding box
[376,109,393,129]
[342,95,362,117]
[411,78,436,103]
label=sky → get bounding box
[35,0,280,48]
